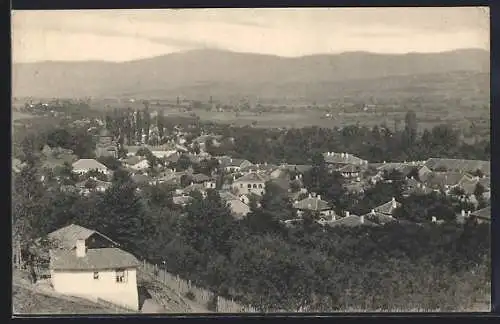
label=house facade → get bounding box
[72,159,110,176]
[49,240,140,311]
[232,172,268,196]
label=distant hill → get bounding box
[12,48,489,101]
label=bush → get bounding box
[185,291,195,301]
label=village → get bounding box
[11,107,492,313]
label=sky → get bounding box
[11,7,489,63]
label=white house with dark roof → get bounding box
[45,224,139,310]
[72,159,110,176]
[49,240,140,311]
[232,172,269,195]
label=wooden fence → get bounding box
[140,260,262,313]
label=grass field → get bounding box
[12,111,35,121]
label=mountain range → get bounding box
[12,48,489,101]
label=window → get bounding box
[258,184,263,189]
[240,184,243,188]
[247,184,252,189]
[93,272,99,280]
[115,269,126,283]
[253,184,257,188]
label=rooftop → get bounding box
[293,196,330,211]
[72,159,108,171]
[234,172,269,183]
[50,247,140,271]
[47,224,119,250]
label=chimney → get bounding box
[360,215,365,224]
[317,195,321,200]
[431,216,437,223]
[190,182,194,186]
[411,176,414,180]
[461,209,465,217]
[391,197,397,209]
[467,210,471,217]
[230,158,233,163]
[371,209,375,215]
[345,211,350,217]
[299,174,303,179]
[309,193,312,198]
[341,153,345,158]
[345,153,349,158]
[76,239,86,258]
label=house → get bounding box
[279,164,313,175]
[338,164,361,178]
[12,158,25,173]
[172,195,192,207]
[364,197,401,225]
[47,224,121,250]
[219,157,253,173]
[421,172,466,192]
[130,174,152,186]
[219,191,251,219]
[456,209,473,224]
[470,206,491,224]
[293,194,335,218]
[182,183,207,197]
[72,159,110,176]
[49,239,140,310]
[190,173,216,189]
[323,152,368,167]
[232,172,269,196]
[129,159,150,172]
[95,129,117,158]
[75,179,112,195]
[328,212,376,227]
[423,158,490,177]
[403,177,432,197]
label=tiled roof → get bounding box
[424,172,465,189]
[50,247,140,271]
[131,174,151,184]
[424,158,490,175]
[182,183,206,194]
[364,210,397,225]
[328,215,376,227]
[219,191,240,202]
[72,159,108,172]
[471,206,491,220]
[323,152,367,165]
[234,172,269,183]
[338,164,360,173]
[47,224,119,250]
[173,195,192,205]
[191,173,212,183]
[75,179,112,189]
[374,199,401,215]
[293,196,330,211]
[479,177,491,189]
[125,156,145,166]
[220,158,250,168]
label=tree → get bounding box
[473,183,485,200]
[403,110,418,146]
[97,156,122,171]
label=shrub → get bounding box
[185,291,195,301]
